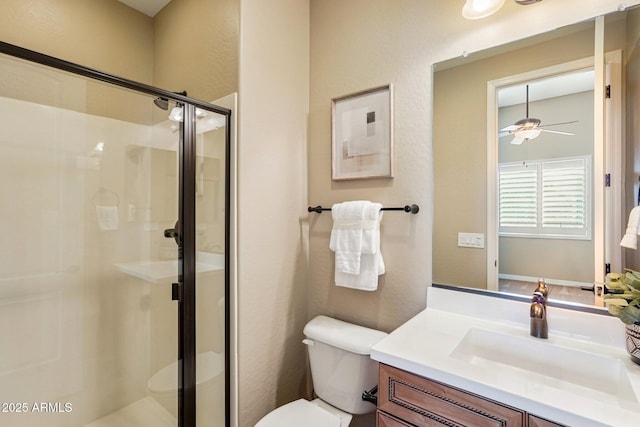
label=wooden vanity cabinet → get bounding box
[378,364,565,427]
[527,415,565,427]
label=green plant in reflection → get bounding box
[604,269,640,325]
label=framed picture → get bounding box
[332,84,393,180]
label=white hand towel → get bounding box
[96,205,119,231]
[330,201,384,291]
[329,201,367,274]
[621,206,640,249]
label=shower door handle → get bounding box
[172,282,182,302]
[164,220,181,246]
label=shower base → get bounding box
[84,396,175,427]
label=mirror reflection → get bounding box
[433,7,640,308]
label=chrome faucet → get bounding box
[530,279,549,339]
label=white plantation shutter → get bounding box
[542,159,586,229]
[499,165,537,228]
[499,156,591,239]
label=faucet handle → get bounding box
[535,278,549,296]
[531,290,545,303]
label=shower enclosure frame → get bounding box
[0,40,232,427]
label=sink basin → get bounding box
[450,328,639,404]
[114,252,225,283]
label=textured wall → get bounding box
[154,0,239,102]
[0,0,154,83]
[237,0,310,425]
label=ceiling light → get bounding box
[514,128,541,140]
[515,0,542,5]
[462,0,505,20]
[169,106,183,122]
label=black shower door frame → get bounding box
[0,41,231,427]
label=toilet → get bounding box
[255,315,388,426]
[147,351,225,426]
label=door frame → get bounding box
[486,55,610,290]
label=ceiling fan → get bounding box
[498,84,576,145]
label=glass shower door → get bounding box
[0,51,184,427]
[194,108,228,427]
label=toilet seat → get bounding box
[255,399,342,427]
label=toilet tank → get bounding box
[303,315,388,415]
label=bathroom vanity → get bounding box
[377,364,559,426]
[371,287,640,427]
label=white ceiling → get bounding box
[498,69,595,107]
[117,0,171,17]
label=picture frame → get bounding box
[331,84,393,180]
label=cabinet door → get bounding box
[379,364,525,427]
[378,410,415,427]
[528,414,566,427]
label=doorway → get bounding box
[486,52,623,300]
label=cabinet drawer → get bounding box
[528,414,566,427]
[378,410,415,427]
[379,364,525,427]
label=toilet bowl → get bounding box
[255,398,351,427]
[255,315,387,427]
[147,351,225,426]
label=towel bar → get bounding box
[308,204,419,214]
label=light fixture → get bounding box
[462,0,505,20]
[169,105,183,122]
[515,0,541,5]
[514,126,541,141]
[168,107,207,122]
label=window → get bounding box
[499,156,591,239]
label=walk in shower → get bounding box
[0,42,230,427]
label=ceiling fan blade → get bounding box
[540,129,574,136]
[498,130,513,137]
[500,124,519,132]
[510,136,524,145]
[541,120,578,127]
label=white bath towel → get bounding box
[96,205,119,231]
[330,201,384,291]
[621,206,640,249]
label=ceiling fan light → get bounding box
[515,128,541,140]
[462,0,505,20]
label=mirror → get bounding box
[433,7,640,308]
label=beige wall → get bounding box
[0,0,154,83]
[237,0,309,426]
[308,0,434,337]
[154,0,239,102]
[0,0,240,104]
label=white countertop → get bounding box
[371,286,640,427]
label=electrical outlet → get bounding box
[458,232,485,248]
